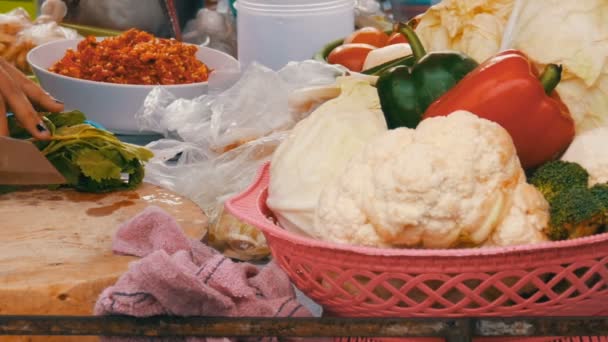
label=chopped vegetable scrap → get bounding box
[376,22,478,129]
[8,111,153,193]
[49,29,210,85]
[529,161,608,241]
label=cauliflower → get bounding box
[484,182,549,246]
[313,111,549,249]
[561,127,608,186]
[267,77,387,237]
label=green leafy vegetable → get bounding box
[45,111,87,128]
[76,149,123,182]
[7,110,153,193]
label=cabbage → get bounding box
[414,0,514,63]
[266,77,387,237]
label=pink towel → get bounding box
[95,206,313,342]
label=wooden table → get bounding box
[0,183,208,341]
[1,316,608,342]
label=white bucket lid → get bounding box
[238,0,354,11]
[239,0,351,6]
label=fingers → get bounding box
[0,62,50,140]
[0,58,64,113]
[0,98,8,136]
[23,78,65,113]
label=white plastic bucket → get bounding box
[235,0,355,70]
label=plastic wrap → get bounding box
[138,61,346,260]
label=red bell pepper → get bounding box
[423,49,575,169]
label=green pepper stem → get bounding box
[539,64,562,94]
[395,22,426,62]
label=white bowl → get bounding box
[27,38,240,135]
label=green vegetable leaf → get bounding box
[44,111,87,128]
[47,151,81,185]
[126,160,145,189]
[7,109,153,194]
[97,146,127,168]
[75,176,129,193]
[75,149,123,182]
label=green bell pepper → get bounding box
[376,23,479,129]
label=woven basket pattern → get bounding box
[225,163,608,318]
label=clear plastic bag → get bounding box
[355,0,392,31]
[0,1,78,72]
[182,1,237,57]
[138,61,345,153]
[36,0,68,24]
[138,61,346,260]
[17,22,79,46]
[0,8,33,71]
[0,8,31,35]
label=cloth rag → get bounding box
[95,205,313,342]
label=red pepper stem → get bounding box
[539,64,562,95]
[396,22,426,62]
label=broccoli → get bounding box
[529,161,589,202]
[590,183,608,210]
[529,161,608,241]
[590,184,608,232]
[546,187,606,240]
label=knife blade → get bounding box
[0,137,66,185]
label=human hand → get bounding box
[0,58,64,140]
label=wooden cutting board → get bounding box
[0,183,208,342]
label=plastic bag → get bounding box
[0,1,78,72]
[138,61,346,260]
[355,0,392,31]
[36,0,68,24]
[138,60,345,153]
[0,8,33,71]
[182,1,237,57]
[0,8,31,35]
[17,22,79,46]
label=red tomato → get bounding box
[387,32,409,45]
[343,27,389,48]
[327,43,376,72]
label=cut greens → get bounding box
[7,111,153,193]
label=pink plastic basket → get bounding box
[225,163,608,322]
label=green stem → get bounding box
[395,22,426,62]
[539,64,562,94]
